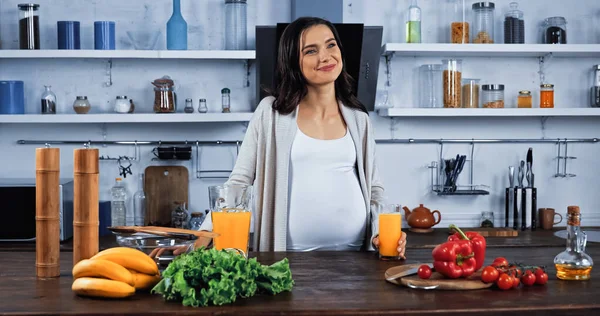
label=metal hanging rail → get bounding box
[17,140,241,146]
[375,138,599,144]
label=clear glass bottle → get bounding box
[450,0,469,44]
[540,84,554,108]
[171,202,189,229]
[18,3,40,49]
[442,59,463,108]
[472,2,495,44]
[40,85,56,114]
[406,0,421,44]
[504,2,524,44]
[225,0,247,50]
[133,173,146,226]
[167,0,188,50]
[554,206,593,280]
[111,177,128,227]
[482,84,505,108]
[221,88,231,113]
[518,90,532,108]
[184,98,194,113]
[592,65,600,108]
[198,98,208,113]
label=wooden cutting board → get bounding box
[144,166,189,227]
[448,228,519,237]
[385,263,493,290]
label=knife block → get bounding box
[505,187,537,231]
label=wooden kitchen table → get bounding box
[1,247,598,315]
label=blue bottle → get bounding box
[167,0,188,50]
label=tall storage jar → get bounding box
[482,84,504,108]
[449,0,469,43]
[442,59,463,108]
[225,0,247,50]
[472,2,495,43]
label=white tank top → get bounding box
[286,127,367,251]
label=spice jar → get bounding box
[461,78,480,108]
[518,90,532,108]
[481,211,494,228]
[171,202,189,229]
[442,59,462,108]
[543,17,567,44]
[540,84,554,108]
[504,2,524,44]
[221,88,231,113]
[472,2,495,44]
[114,96,130,113]
[184,98,194,113]
[449,0,469,44]
[73,96,91,114]
[198,98,208,113]
[482,84,504,108]
[18,3,40,49]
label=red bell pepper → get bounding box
[448,224,487,272]
[432,240,476,279]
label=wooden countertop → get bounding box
[2,227,596,252]
[1,247,598,315]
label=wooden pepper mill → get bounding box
[35,146,61,278]
[73,146,100,265]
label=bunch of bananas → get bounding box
[71,247,161,298]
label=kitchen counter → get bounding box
[1,247,598,315]
[2,227,597,252]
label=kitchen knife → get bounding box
[506,166,514,228]
[526,148,533,187]
[518,160,525,188]
[386,263,434,281]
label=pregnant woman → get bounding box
[203,17,407,256]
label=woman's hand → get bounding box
[372,232,407,259]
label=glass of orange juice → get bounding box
[208,184,252,255]
[376,204,402,260]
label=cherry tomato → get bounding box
[496,273,513,290]
[481,266,500,283]
[418,265,432,279]
[525,269,533,275]
[492,257,509,268]
[512,275,520,288]
[521,273,536,286]
[535,272,548,285]
[534,268,545,278]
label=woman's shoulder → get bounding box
[255,96,276,114]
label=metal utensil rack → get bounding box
[17,139,241,180]
[376,137,599,196]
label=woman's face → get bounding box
[298,24,342,87]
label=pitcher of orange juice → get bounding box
[374,204,402,260]
[208,184,252,255]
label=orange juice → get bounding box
[379,213,402,258]
[211,209,251,253]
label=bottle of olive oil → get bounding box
[406,0,422,43]
[554,206,593,280]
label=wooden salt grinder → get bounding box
[35,146,61,278]
[73,146,99,264]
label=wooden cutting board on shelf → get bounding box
[448,228,519,237]
[385,263,493,290]
[144,165,189,227]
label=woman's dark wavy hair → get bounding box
[269,17,368,115]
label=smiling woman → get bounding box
[201,17,407,256]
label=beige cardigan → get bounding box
[224,96,385,252]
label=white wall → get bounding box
[0,0,599,229]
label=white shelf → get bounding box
[382,43,600,58]
[0,113,255,123]
[0,49,256,60]
[378,107,600,118]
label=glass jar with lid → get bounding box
[482,84,504,108]
[419,64,443,108]
[449,0,469,44]
[152,76,176,113]
[461,78,480,108]
[73,96,91,114]
[198,98,208,113]
[472,2,495,44]
[18,3,40,49]
[114,96,130,113]
[184,98,194,113]
[540,84,554,108]
[518,90,532,108]
[225,0,247,50]
[543,17,567,44]
[480,211,494,228]
[221,88,231,113]
[592,65,600,108]
[504,2,524,44]
[442,59,463,108]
